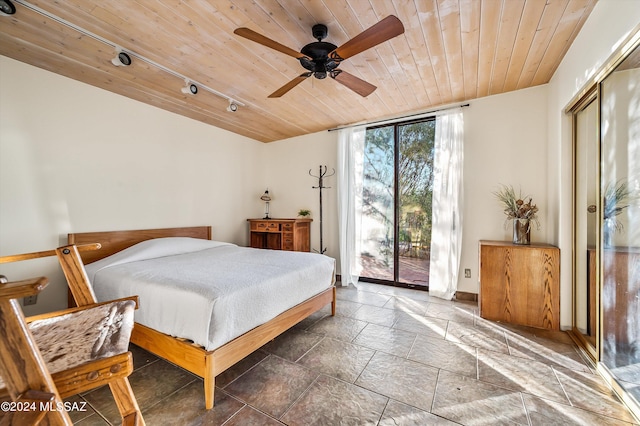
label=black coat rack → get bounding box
[309,165,335,254]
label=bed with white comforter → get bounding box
[85,237,335,351]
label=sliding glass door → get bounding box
[568,31,640,420]
[359,119,435,288]
[600,42,640,413]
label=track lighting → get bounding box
[0,0,16,15]
[13,1,247,109]
[181,80,197,95]
[111,49,131,67]
[227,101,238,113]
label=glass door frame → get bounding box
[359,117,435,291]
[568,87,599,362]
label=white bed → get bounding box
[68,226,336,409]
[85,237,335,351]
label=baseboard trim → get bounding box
[455,291,478,302]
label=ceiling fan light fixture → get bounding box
[0,0,16,16]
[314,71,327,80]
[325,59,338,71]
[111,50,131,67]
[299,57,315,71]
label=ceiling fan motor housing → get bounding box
[312,24,328,41]
[300,41,338,79]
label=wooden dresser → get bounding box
[479,240,560,330]
[247,218,312,252]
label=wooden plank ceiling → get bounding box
[0,0,596,142]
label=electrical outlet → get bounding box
[23,295,37,306]
[464,268,471,278]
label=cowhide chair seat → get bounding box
[0,298,135,390]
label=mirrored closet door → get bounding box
[600,41,640,412]
[569,30,640,419]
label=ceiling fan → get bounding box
[234,15,404,98]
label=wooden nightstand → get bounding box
[247,218,312,252]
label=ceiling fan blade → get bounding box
[268,73,312,98]
[234,28,308,59]
[331,15,404,61]
[332,70,377,97]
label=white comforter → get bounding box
[85,237,335,351]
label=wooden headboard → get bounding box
[68,226,212,264]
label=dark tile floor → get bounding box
[69,283,639,424]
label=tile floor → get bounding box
[55,283,640,424]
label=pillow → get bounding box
[85,237,233,281]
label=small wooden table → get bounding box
[247,218,312,252]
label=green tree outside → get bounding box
[362,119,435,265]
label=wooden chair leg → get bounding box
[109,378,144,426]
[122,412,143,426]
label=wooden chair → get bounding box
[0,244,144,425]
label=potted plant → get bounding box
[493,184,539,245]
[297,209,311,218]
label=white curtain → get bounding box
[337,125,366,286]
[428,109,465,300]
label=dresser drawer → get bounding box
[251,221,280,232]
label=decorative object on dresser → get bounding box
[493,184,540,245]
[310,165,335,254]
[247,218,312,252]
[479,240,560,330]
[260,188,272,219]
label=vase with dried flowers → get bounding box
[493,185,540,245]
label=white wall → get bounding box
[0,56,265,315]
[460,86,550,293]
[262,131,339,259]
[547,0,640,328]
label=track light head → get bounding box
[0,0,16,15]
[226,101,238,113]
[181,82,197,95]
[111,50,131,67]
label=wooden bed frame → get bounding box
[68,226,336,410]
